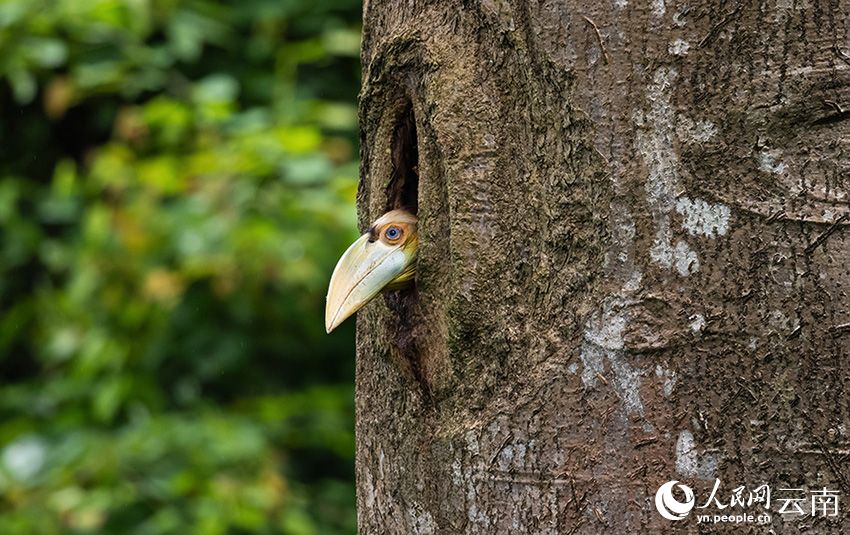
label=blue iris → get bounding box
[386,226,400,239]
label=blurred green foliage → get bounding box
[0,0,362,533]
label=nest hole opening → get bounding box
[383,100,431,400]
[386,102,419,215]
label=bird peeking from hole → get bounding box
[325,209,418,333]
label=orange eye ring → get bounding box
[383,225,403,242]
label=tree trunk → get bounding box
[355,0,850,532]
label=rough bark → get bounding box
[355,0,850,532]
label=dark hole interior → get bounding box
[386,102,419,214]
[382,100,430,399]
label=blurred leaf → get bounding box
[0,0,362,532]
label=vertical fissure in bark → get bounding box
[384,99,432,402]
[386,101,420,214]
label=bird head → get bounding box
[325,209,418,333]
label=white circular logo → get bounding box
[655,480,695,521]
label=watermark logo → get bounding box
[655,481,695,520]
[653,479,839,525]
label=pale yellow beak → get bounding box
[325,232,416,333]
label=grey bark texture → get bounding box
[354,0,850,533]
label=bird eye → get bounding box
[385,226,401,240]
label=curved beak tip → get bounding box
[324,310,340,334]
[325,232,414,334]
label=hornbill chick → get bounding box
[325,209,418,333]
